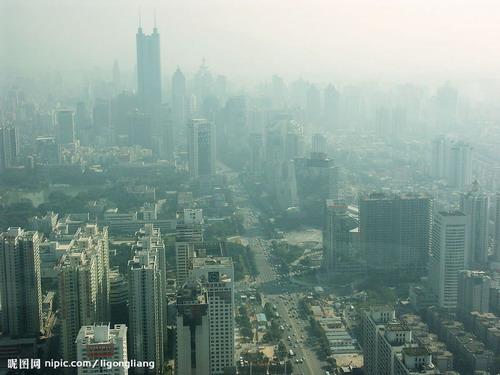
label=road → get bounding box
[230,174,327,375]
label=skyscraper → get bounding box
[448,142,473,189]
[55,109,76,144]
[128,251,164,374]
[0,126,18,171]
[176,281,210,375]
[495,193,500,262]
[187,119,216,179]
[0,228,42,338]
[136,24,162,115]
[323,200,360,272]
[460,183,489,265]
[189,257,235,375]
[457,270,490,322]
[172,67,187,134]
[429,211,469,309]
[359,193,432,273]
[57,225,110,361]
[323,84,340,130]
[76,324,128,375]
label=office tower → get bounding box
[495,193,500,261]
[171,67,186,135]
[128,252,164,373]
[193,59,213,103]
[175,209,204,286]
[271,75,286,110]
[76,324,128,375]
[58,225,110,361]
[457,270,490,322]
[176,281,210,375]
[93,99,111,129]
[306,84,321,125]
[127,109,152,148]
[35,136,60,165]
[311,133,327,154]
[248,133,264,175]
[323,200,360,272]
[460,183,489,265]
[176,208,204,242]
[359,193,432,273]
[430,136,449,179]
[448,142,472,189]
[294,152,338,218]
[112,60,121,90]
[0,228,42,338]
[362,306,396,375]
[435,83,458,129]
[323,84,340,130]
[0,126,18,171]
[429,211,469,309]
[55,109,76,144]
[136,24,161,115]
[187,119,216,179]
[190,257,235,375]
[393,347,438,375]
[75,102,91,143]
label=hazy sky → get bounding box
[2,0,500,85]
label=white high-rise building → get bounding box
[429,211,469,309]
[460,183,489,265]
[187,119,216,179]
[76,324,128,375]
[128,251,164,374]
[0,228,42,338]
[189,257,235,375]
[176,282,210,375]
[448,142,473,189]
[57,225,110,362]
[175,209,204,286]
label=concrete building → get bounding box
[496,193,500,261]
[359,193,432,274]
[448,142,473,189]
[76,324,128,375]
[460,183,489,265]
[55,109,76,144]
[430,211,469,309]
[171,67,187,136]
[175,282,210,375]
[457,270,490,322]
[0,126,18,171]
[323,200,362,273]
[0,228,42,338]
[187,119,216,180]
[136,24,161,116]
[189,257,235,375]
[57,225,110,362]
[394,347,439,375]
[362,305,396,375]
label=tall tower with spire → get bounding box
[136,17,162,115]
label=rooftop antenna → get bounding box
[138,7,142,30]
[153,8,157,31]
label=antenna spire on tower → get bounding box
[153,8,157,30]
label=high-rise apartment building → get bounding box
[136,24,161,115]
[359,193,432,273]
[57,225,110,361]
[176,281,210,375]
[128,227,165,374]
[189,257,235,375]
[187,119,216,179]
[76,324,128,375]
[448,142,473,189]
[429,211,469,309]
[457,270,490,322]
[0,228,42,338]
[460,184,489,265]
[172,68,187,133]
